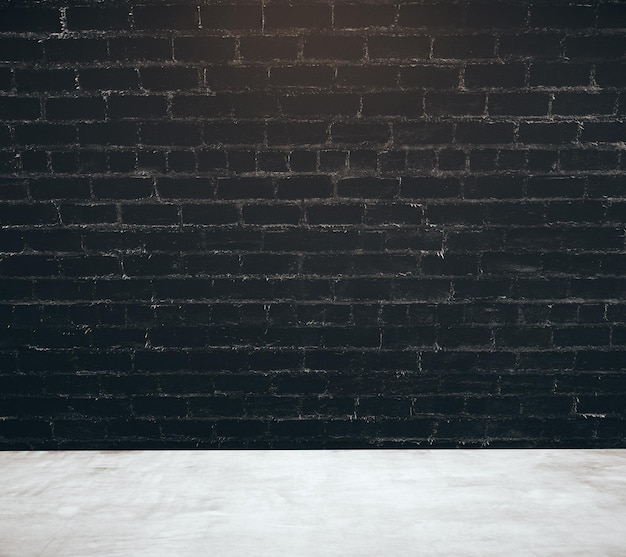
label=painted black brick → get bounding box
[0,0,625,450]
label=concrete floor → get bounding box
[0,450,625,557]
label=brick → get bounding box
[362,92,423,117]
[121,204,178,225]
[46,39,108,62]
[427,203,484,224]
[527,176,585,198]
[304,36,365,60]
[481,253,542,275]
[0,176,26,196]
[566,36,626,60]
[546,201,606,224]
[401,177,461,199]
[438,149,466,170]
[380,150,406,172]
[142,122,202,146]
[240,37,299,61]
[599,4,626,28]
[22,229,82,252]
[0,255,58,277]
[335,4,396,28]
[276,176,333,199]
[240,254,298,275]
[400,65,459,88]
[464,64,526,88]
[93,148,129,172]
[587,176,626,198]
[529,62,591,87]
[560,149,618,171]
[227,150,255,172]
[505,227,623,251]
[434,35,495,59]
[0,7,61,32]
[49,151,78,173]
[582,123,626,143]
[66,7,130,30]
[282,93,359,116]
[0,97,40,121]
[46,97,105,121]
[15,123,69,149]
[289,150,317,170]
[265,4,331,28]
[399,3,464,28]
[201,5,262,29]
[174,37,236,62]
[109,38,172,61]
[332,122,390,145]
[258,151,288,172]
[365,203,423,224]
[466,3,527,29]
[573,277,626,300]
[134,6,198,29]
[456,121,514,144]
[137,151,166,173]
[530,5,595,28]
[394,122,454,144]
[78,122,138,146]
[108,95,167,119]
[0,68,10,91]
[519,123,579,144]
[60,204,117,225]
[15,70,75,93]
[216,177,274,200]
[527,150,558,172]
[426,92,485,115]
[79,69,139,91]
[232,93,280,118]
[554,327,610,347]
[596,63,626,87]
[468,147,495,171]
[490,151,523,172]
[465,175,525,199]
[369,35,430,59]
[205,121,264,145]
[92,178,153,200]
[171,95,231,118]
[351,150,379,172]
[337,177,399,199]
[0,203,58,225]
[554,93,617,116]
[484,202,544,225]
[0,39,43,61]
[242,204,301,225]
[270,65,334,88]
[30,176,90,200]
[182,204,238,225]
[499,34,562,59]
[319,149,349,173]
[306,203,364,224]
[489,93,549,116]
[157,178,214,200]
[140,67,200,91]
[206,66,268,90]
[496,327,552,348]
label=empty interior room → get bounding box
[0,1,625,555]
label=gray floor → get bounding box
[1,450,625,557]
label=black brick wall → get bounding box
[1,0,625,449]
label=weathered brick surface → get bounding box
[1,0,625,449]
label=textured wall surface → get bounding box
[1,0,625,449]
